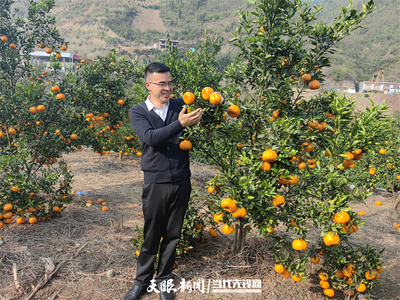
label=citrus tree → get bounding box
[65,49,143,157]
[343,111,400,209]
[0,0,77,226]
[0,0,142,228]
[179,0,390,297]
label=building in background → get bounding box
[361,81,400,94]
[29,51,92,72]
[159,39,179,50]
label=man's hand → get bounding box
[179,106,203,127]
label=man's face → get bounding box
[145,71,173,105]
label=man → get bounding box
[125,62,203,300]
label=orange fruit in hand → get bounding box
[183,92,195,105]
[202,87,214,100]
[209,92,222,106]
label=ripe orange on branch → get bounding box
[222,223,234,234]
[272,194,285,207]
[183,92,195,105]
[302,142,314,152]
[29,106,38,113]
[221,198,238,213]
[292,238,307,250]
[232,207,247,218]
[227,105,240,118]
[201,87,214,100]
[262,149,277,162]
[52,85,60,93]
[179,140,192,150]
[332,211,350,224]
[209,92,222,106]
[301,74,312,83]
[323,232,340,246]
[308,80,321,90]
[213,213,223,223]
[259,161,271,171]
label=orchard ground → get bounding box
[1,92,400,300]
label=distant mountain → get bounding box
[314,0,400,82]
[11,0,399,83]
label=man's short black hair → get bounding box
[144,62,170,81]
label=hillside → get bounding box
[316,0,400,82]
[11,0,400,85]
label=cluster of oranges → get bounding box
[0,201,63,228]
[208,197,247,237]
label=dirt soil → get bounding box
[0,150,399,300]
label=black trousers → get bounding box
[134,178,191,287]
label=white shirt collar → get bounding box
[145,95,169,121]
[145,95,169,111]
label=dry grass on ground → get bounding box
[0,150,399,300]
